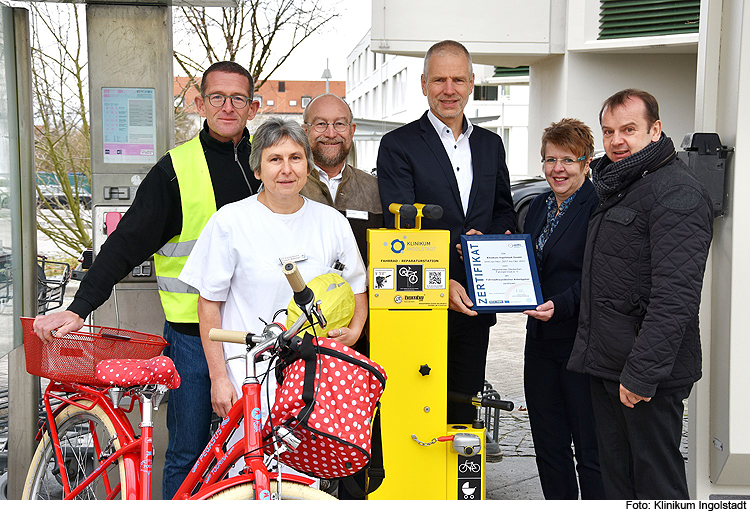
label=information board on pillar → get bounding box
[102,87,157,164]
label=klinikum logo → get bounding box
[389,237,434,254]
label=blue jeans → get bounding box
[162,322,213,500]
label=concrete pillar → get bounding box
[7,6,39,500]
[690,0,750,497]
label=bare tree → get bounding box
[173,76,202,146]
[31,3,92,257]
[31,1,339,255]
[173,0,338,92]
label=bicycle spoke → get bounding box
[24,405,126,500]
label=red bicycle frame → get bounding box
[34,263,321,500]
[41,382,143,499]
[174,359,314,499]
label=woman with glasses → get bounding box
[522,118,605,500]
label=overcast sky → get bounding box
[271,0,371,81]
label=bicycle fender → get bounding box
[34,396,81,441]
[187,473,316,500]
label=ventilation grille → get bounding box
[599,0,700,40]
[493,66,530,77]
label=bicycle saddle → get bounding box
[95,356,181,389]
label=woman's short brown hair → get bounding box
[540,118,595,163]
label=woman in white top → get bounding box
[179,117,367,418]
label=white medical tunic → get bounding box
[180,194,367,399]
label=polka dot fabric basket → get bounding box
[263,335,386,479]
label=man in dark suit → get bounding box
[376,40,516,425]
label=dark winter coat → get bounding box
[568,135,713,398]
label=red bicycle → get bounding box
[21,263,336,500]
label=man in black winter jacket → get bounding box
[568,89,713,499]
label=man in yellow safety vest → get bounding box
[33,61,261,499]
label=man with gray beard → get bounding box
[301,94,383,265]
[300,93,383,500]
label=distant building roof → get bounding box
[174,77,346,116]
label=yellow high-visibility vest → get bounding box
[153,136,216,323]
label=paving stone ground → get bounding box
[483,313,688,500]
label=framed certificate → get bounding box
[461,234,543,313]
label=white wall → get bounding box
[529,52,698,170]
[688,0,750,496]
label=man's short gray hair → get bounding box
[249,117,316,176]
[423,40,473,78]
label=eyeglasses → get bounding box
[204,93,251,109]
[542,155,587,166]
[305,121,351,133]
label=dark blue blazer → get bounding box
[376,111,516,286]
[524,177,597,341]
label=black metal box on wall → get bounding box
[677,132,733,217]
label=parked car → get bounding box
[510,176,549,232]
[37,183,91,209]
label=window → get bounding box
[501,128,511,163]
[267,99,274,106]
[301,95,312,108]
[278,81,286,92]
[474,86,499,101]
[289,100,297,106]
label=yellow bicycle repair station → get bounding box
[367,204,487,500]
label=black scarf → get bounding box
[593,133,676,201]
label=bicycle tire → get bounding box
[22,402,128,500]
[206,480,336,500]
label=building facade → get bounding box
[346,31,529,178]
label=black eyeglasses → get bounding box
[204,93,251,109]
[305,121,351,133]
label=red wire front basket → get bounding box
[20,317,168,386]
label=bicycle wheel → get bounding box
[206,480,336,500]
[22,402,128,500]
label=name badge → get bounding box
[346,209,369,220]
[279,254,307,265]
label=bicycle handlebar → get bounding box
[420,204,443,220]
[388,203,417,221]
[283,262,316,316]
[208,328,255,345]
[282,261,306,293]
[208,261,322,360]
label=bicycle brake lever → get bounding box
[311,301,327,329]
